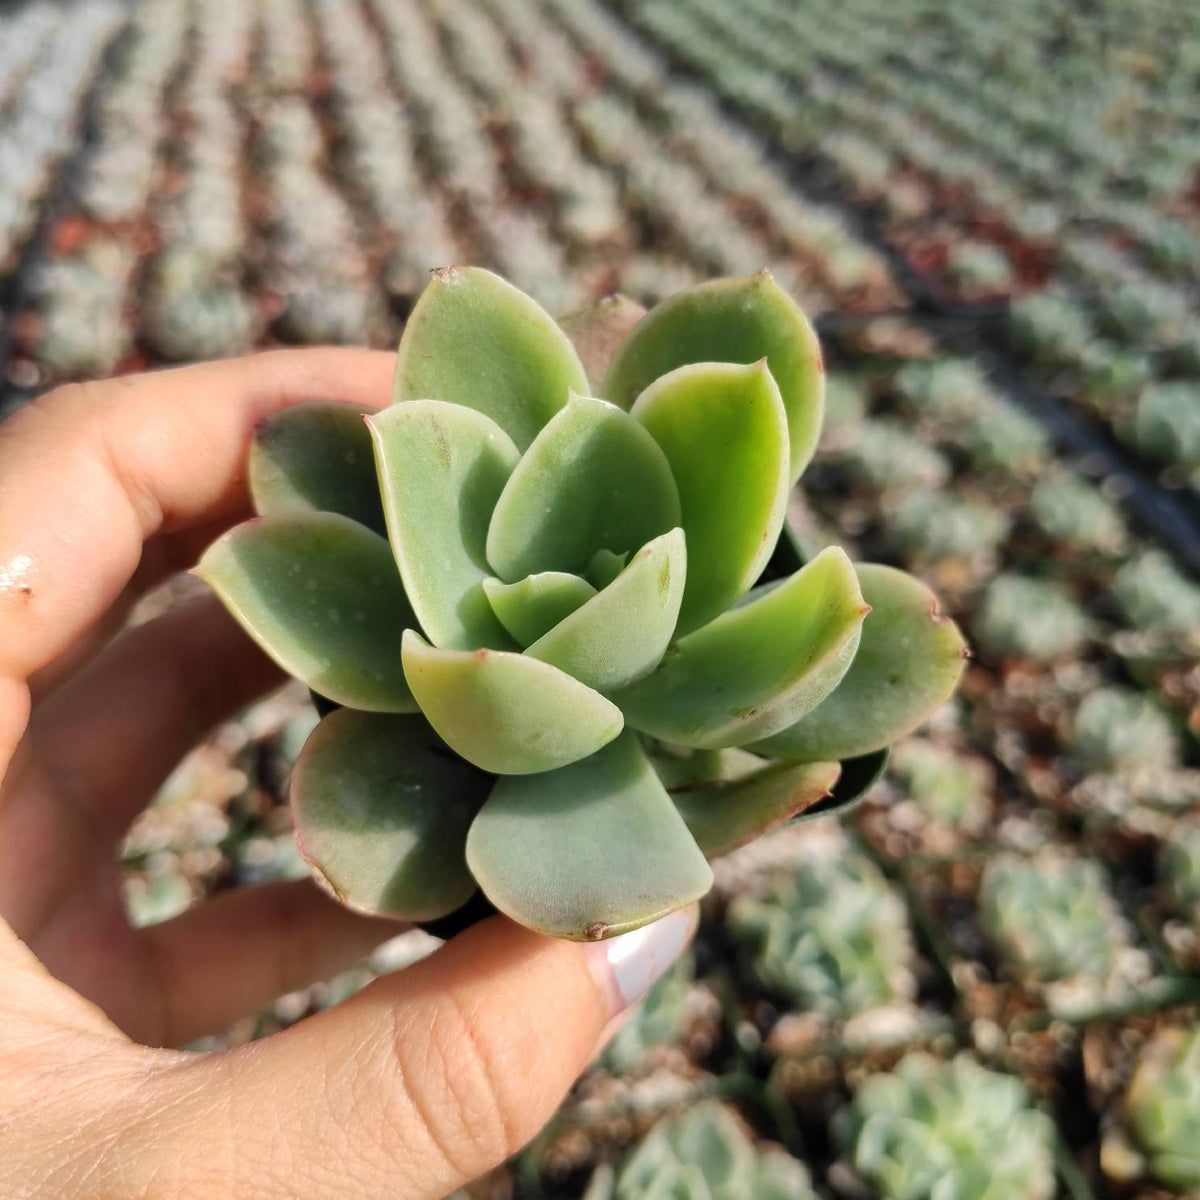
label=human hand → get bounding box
[0,351,697,1199]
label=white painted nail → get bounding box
[585,905,698,1018]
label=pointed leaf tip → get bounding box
[614,547,867,749]
[525,528,686,692]
[485,390,680,582]
[751,565,967,762]
[632,360,790,633]
[370,400,519,651]
[603,271,824,483]
[394,265,589,450]
[401,630,623,774]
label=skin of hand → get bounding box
[0,350,696,1200]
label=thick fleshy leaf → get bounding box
[291,710,491,920]
[588,548,628,589]
[401,630,623,773]
[604,271,825,483]
[249,402,386,535]
[750,565,968,761]
[525,529,686,692]
[647,746,768,790]
[632,360,789,633]
[196,513,416,712]
[558,293,647,383]
[393,265,589,449]
[612,547,869,749]
[483,572,596,647]
[670,759,841,858]
[466,732,712,939]
[369,400,519,650]
[485,392,680,582]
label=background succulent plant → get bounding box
[727,838,916,1016]
[889,738,991,834]
[1117,1029,1200,1190]
[586,1101,816,1200]
[1028,470,1127,553]
[1111,551,1200,639]
[1069,686,1180,774]
[1162,823,1200,919]
[831,1053,1057,1200]
[198,267,965,940]
[974,573,1091,662]
[979,850,1133,988]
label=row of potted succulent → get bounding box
[0,0,124,273]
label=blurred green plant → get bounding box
[832,1053,1057,1200]
[585,1101,816,1200]
[727,845,916,1016]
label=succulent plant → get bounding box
[889,738,991,833]
[886,493,1010,562]
[959,399,1050,475]
[974,574,1091,662]
[1078,342,1152,414]
[728,843,916,1016]
[1029,470,1126,553]
[1131,382,1200,474]
[832,1053,1057,1200]
[1070,686,1180,774]
[586,1102,816,1200]
[946,240,1015,295]
[893,358,994,420]
[1010,293,1093,367]
[197,268,966,940]
[1103,281,1189,347]
[842,419,951,493]
[979,850,1131,985]
[1111,551,1200,638]
[1162,823,1200,918]
[1120,1029,1200,1190]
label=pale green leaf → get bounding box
[483,572,596,647]
[466,732,712,938]
[525,529,686,692]
[558,293,647,383]
[750,565,967,761]
[670,759,840,858]
[401,630,623,774]
[486,391,680,581]
[632,360,789,634]
[292,710,491,920]
[604,271,824,483]
[369,400,519,650]
[196,513,416,712]
[612,547,868,748]
[588,548,628,590]
[249,401,385,535]
[393,265,589,449]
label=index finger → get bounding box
[0,349,394,761]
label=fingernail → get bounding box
[584,905,698,1018]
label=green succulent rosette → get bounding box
[198,267,966,940]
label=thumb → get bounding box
[135,909,697,1199]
